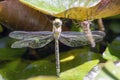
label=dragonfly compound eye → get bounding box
[53,19,62,28]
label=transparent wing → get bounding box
[11,35,54,48]
[9,31,53,39]
[59,31,105,47]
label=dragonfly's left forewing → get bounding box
[9,31,53,39]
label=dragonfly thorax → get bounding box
[53,25,61,39]
[53,19,62,39]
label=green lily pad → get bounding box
[20,0,120,20]
[27,76,57,80]
[103,37,120,61]
[84,61,120,80]
[0,59,30,80]
[95,61,120,80]
[60,60,99,80]
[20,0,101,14]
[0,37,26,60]
[0,48,104,80]
[0,48,26,60]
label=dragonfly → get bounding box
[81,20,96,47]
[9,19,105,77]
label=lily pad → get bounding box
[84,61,120,80]
[60,60,99,80]
[0,48,104,80]
[20,0,120,20]
[0,59,30,80]
[0,37,26,60]
[95,61,120,80]
[103,37,120,61]
[27,76,57,80]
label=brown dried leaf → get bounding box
[0,0,69,31]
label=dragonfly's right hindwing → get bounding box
[59,34,89,47]
[59,31,105,47]
[11,35,54,48]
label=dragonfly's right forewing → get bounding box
[11,35,54,48]
[9,31,53,39]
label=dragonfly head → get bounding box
[53,19,62,28]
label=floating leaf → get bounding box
[103,37,120,61]
[0,0,52,31]
[103,47,119,61]
[84,61,120,80]
[23,48,103,80]
[0,59,30,80]
[60,60,99,80]
[0,48,104,80]
[0,37,26,60]
[95,61,120,80]
[27,76,57,80]
[20,0,120,21]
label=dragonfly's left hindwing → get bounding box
[11,39,34,48]
[11,35,54,48]
[29,36,54,48]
